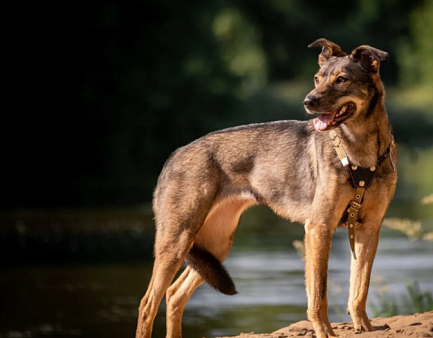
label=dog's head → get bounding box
[304,38,388,131]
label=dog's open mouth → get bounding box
[312,103,356,131]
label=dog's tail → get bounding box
[185,244,237,295]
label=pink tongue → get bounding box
[313,112,337,131]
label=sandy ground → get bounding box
[214,311,433,338]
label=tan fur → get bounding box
[136,39,397,338]
[195,195,257,260]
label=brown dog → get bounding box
[136,38,397,338]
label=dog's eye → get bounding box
[314,76,319,84]
[336,76,347,83]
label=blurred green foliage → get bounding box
[399,0,433,89]
[369,280,433,317]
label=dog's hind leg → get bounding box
[136,151,225,338]
[136,227,196,338]
[164,194,256,338]
[165,266,204,338]
[136,193,216,338]
[304,219,337,338]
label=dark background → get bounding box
[5,0,433,209]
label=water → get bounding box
[1,147,432,338]
[0,204,432,338]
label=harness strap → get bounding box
[347,187,365,259]
[329,130,392,260]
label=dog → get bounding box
[136,38,397,338]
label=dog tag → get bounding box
[341,157,349,167]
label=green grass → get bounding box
[369,280,433,317]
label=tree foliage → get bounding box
[399,0,433,88]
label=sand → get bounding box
[213,311,433,338]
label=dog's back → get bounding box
[154,120,319,227]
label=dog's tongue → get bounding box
[313,112,336,131]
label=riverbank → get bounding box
[213,311,433,338]
[0,206,155,265]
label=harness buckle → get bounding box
[350,201,361,210]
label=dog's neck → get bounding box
[335,86,393,168]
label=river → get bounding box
[1,202,432,338]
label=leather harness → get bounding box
[329,130,393,260]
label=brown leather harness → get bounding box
[329,130,393,259]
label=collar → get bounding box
[329,129,392,187]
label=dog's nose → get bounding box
[303,96,319,109]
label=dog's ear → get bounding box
[308,38,347,66]
[350,45,389,73]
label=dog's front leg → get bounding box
[304,219,336,338]
[347,221,381,333]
